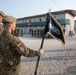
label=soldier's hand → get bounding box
[39,49,44,55]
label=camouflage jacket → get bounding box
[0,31,40,66]
[0,23,3,35]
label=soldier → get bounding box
[34,29,36,37]
[12,27,20,37]
[31,29,33,37]
[40,28,44,37]
[0,15,43,75]
[21,29,23,36]
[37,28,39,37]
[0,11,5,34]
[0,11,5,22]
[0,24,3,34]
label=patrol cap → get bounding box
[0,11,5,17]
[2,15,16,23]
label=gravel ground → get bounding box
[19,34,76,75]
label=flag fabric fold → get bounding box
[44,13,65,45]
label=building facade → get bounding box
[16,9,76,36]
[74,20,76,33]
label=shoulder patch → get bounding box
[17,42,22,47]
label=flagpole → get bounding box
[34,8,51,75]
[34,34,45,75]
[34,6,65,75]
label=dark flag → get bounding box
[34,13,66,75]
[44,13,65,45]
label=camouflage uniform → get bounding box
[0,11,5,35]
[12,28,20,37]
[21,29,23,36]
[0,31,40,75]
[0,15,40,75]
[0,24,3,35]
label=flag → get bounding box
[44,13,65,45]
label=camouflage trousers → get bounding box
[0,62,20,75]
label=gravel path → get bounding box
[19,34,76,75]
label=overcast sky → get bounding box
[0,0,76,18]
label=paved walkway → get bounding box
[19,34,76,75]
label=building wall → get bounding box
[17,16,47,34]
[17,12,75,35]
[54,14,65,19]
[66,13,74,31]
[17,16,46,24]
[74,21,76,33]
[65,13,75,35]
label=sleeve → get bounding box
[11,36,40,57]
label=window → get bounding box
[39,19,41,22]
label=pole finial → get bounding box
[48,7,51,13]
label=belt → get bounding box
[0,58,4,63]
